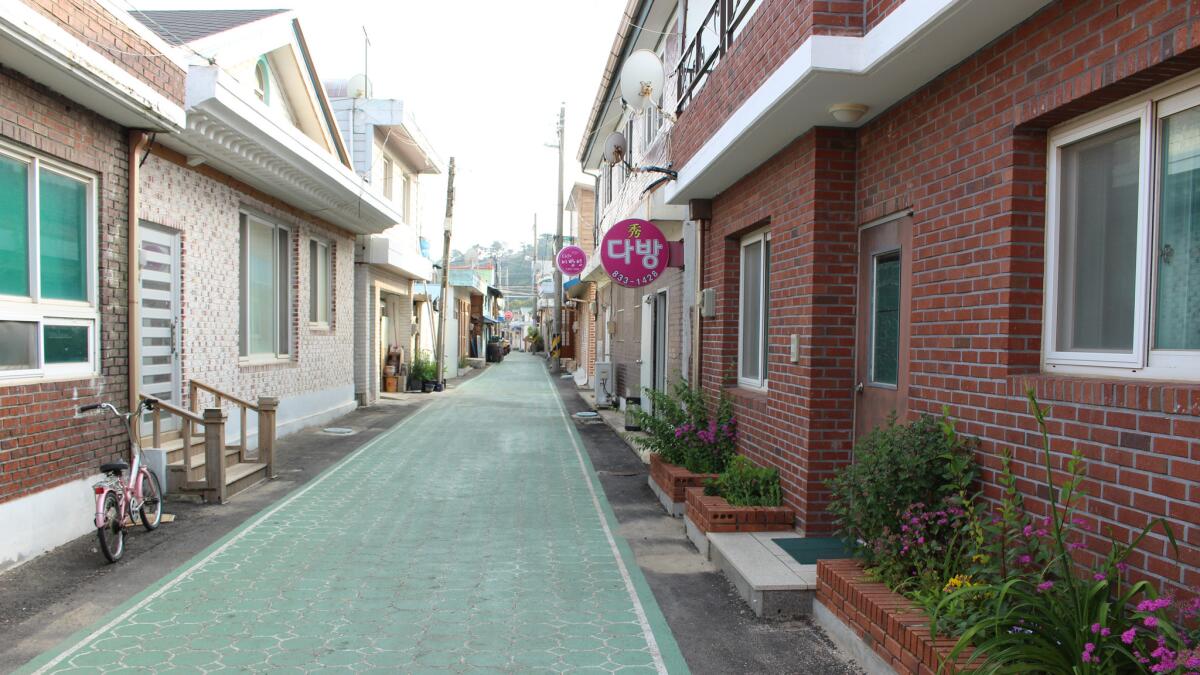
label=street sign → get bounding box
[599,218,668,288]
[556,245,588,276]
[504,310,513,321]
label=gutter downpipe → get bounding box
[128,130,150,422]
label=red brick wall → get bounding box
[864,0,904,31]
[695,0,1200,593]
[0,66,132,504]
[700,127,857,532]
[855,0,1200,594]
[22,0,185,106]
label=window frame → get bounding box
[0,141,99,383]
[254,56,271,104]
[308,237,332,328]
[1044,71,1200,379]
[737,228,770,390]
[239,212,292,362]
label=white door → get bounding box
[640,294,654,413]
[139,223,181,431]
[654,290,668,393]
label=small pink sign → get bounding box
[600,218,668,288]
[556,245,588,276]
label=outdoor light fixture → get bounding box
[829,103,869,124]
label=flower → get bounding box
[1017,554,1032,565]
[1036,580,1054,593]
[1091,623,1103,634]
[1122,628,1138,645]
[1093,572,1107,581]
[1144,616,1159,628]
[1136,597,1172,613]
[943,574,972,593]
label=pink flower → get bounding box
[1093,573,1107,581]
[1122,628,1138,645]
[1144,616,1158,628]
[1091,623,1103,634]
[1017,554,1032,565]
[1036,580,1054,593]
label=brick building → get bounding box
[580,0,693,411]
[0,0,186,569]
[565,182,598,385]
[588,0,1200,596]
[129,10,407,452]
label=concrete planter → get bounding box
[647,454,718,518]
[684,487,794,534]
[814,559,971,675]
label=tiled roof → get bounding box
[130,9,288,45]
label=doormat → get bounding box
[772,537,852,565]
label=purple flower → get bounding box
[1092,623,1103,634]
[1137,598,1172,612]
[1023,524,1034,537]
[1144,616,1158,628]
[1017,554,1032,565]
[1093,572,1107,582]
[1122,628,1137,645]
[1036,581,1054,593]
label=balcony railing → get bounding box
[675,0,759,112]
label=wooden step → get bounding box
[167,446,256,483]
[172,462,268,502]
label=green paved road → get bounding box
[22,354,687,674]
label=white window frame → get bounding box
[0,142,99,383]
[1044,71,1200,379]
[239,212,292,362]
[308,237,332,328]
[737,228,770,389]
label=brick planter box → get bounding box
[815,559,971,675]
[648,454,718,517]
[684,486,793,533]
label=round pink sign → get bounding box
[600,218,668,288]
[556,245,588,276]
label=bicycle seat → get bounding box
[100,462,128,475]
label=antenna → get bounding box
[618,49,674,122]
[602,131,628,166]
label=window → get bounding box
[0,145,97,381]
[254,57,271,104]
[382,157,394,200]
[1046,76,1200,378]
[240,214,291,359]
[309,239,331,326]
[738,230,770,388]
[871,252,901,385]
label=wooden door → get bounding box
[854,216,912,439]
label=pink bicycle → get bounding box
[79,398,163,562]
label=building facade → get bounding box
[645,0,1200,594]
[0,0,186,570]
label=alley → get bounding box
[20,354,687,674]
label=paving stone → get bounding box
[20,356,684,674]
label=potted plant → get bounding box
[631,382,737,517]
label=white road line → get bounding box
[542,367,669,675]
[31,397,440,674]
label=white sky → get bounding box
[132,0,625,252]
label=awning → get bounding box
[482,315,498,325]
[567,280,592,300]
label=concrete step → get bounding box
[694,526,817,619]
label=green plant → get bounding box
[828,414,976,565]
[705,455,781,507]
[411,353,437,382]
[458,354,468,369]
[938,390,1181,674]
[631,382,736,473]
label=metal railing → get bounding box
[675,0,759,112]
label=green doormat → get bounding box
[772,537,852,564]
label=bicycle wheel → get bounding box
[139,470,162,531]
[97,492,124,562]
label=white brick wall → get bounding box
[138,154,355,426]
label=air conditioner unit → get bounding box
[594,361,614,407]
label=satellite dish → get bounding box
[619,49,666,112]
[347,73,373,98]
[602,131,628,165]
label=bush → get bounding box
[411,353,437,382]
[705,455,781,507]
[631,382,736,474]
[827,414,976,564]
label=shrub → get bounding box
[827,414,977,565]
[411,353,437,382]
[704,455,781,507]
[632,382,736,474]
[940,391,1183,674]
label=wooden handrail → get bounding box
[190,380,259,412]
[141,394,205,425]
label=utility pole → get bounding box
[550,104,565,374]
[435,157,455,385]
